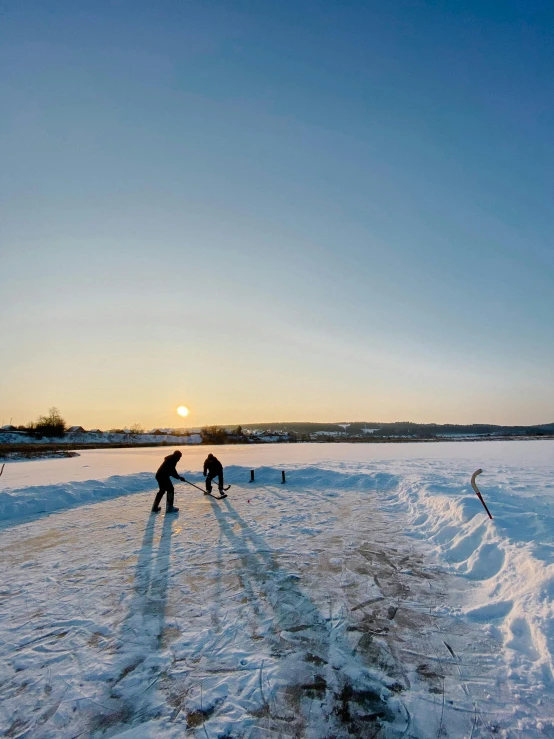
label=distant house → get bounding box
[68,426,86,433]
[1,425,17,431]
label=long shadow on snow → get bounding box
[207,497,403,737]
[88,512,177,734]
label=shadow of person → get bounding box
[212,498,326,634]
[130,514,157,607]
[88,512,178,733]
[206,498,398,735]
[111,514,176,691]
[149,511,176,646]
[118,512,177,647]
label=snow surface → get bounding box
[1,441,553,737]
[0,430,202,448]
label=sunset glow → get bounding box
[177,406,190,418]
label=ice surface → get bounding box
[1,440,553,737]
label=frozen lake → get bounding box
[1,439,554,737]
[3,438,553,488]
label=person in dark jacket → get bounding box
[152,450,185,513]
[203,453,224,494]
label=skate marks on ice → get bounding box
[190,496,404,738]
[83,512,178,735]
[0,485,509,738]
[0,498,182,739]
[142,491,508,737]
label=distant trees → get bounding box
[199,425,251,444]
[200,425,228,444]
[129,423,145,435]
[29,407,66,438]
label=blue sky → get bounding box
[1,0,553,427]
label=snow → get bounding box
[0,473,154,523]
[0,430,202,447]
[1,440,554,737]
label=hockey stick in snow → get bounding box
[471,469,493,519]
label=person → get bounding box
[152,450,185,513]
[203,453,225,494]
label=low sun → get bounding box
[177,406,189,418]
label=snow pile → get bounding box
[378,462,554,692]
[0,473,154,523]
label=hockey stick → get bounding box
[181,478,230,495]
[182,478,207,493]
[471,469,493,519]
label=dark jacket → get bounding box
[203,455,223,477]
[156,453,181,480]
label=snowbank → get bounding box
[0,473,155,523]
[377,463,554,691]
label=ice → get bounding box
[1,440,554,736]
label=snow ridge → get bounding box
[378,465,554,699]
[0,473,155,524]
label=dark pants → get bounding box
[206,472,224,493]
[153,475,175,510]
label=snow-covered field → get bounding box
[0,430,202,448]
[1,441,553,737]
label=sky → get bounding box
[1,0,553,429]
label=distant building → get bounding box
[68,426,86,433]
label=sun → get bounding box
[176,406,189,418]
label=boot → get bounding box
[166,490,179,514]
[151,490,164,512]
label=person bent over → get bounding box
[203,453,225,494]
[152,450,185,513]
